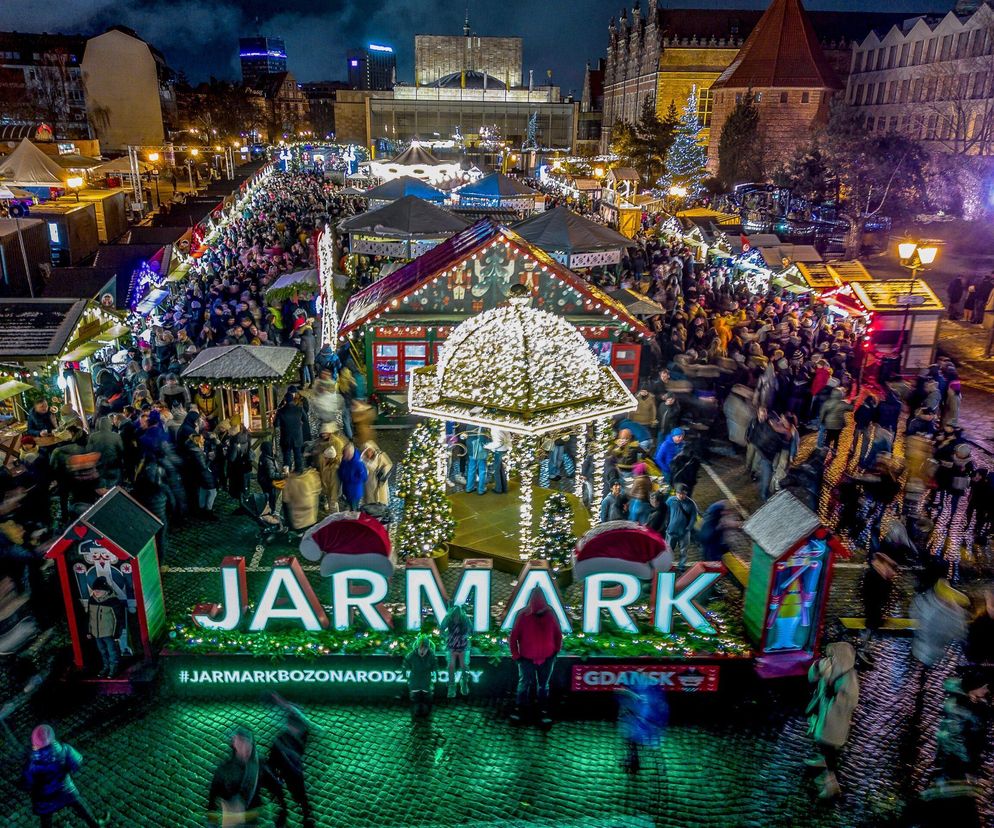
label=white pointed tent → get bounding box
[0,139,67,187]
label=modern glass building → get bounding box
[239,36,287,89]
[348,44,397,91]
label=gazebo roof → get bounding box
[511,207,632,254]
[181,345,302,388]
[363,176,445,203]
[390,144,442,166]
[338,218,650,338]
[339,195,470,238]
[408,298,637,435]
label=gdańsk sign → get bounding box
[190,557,723,637]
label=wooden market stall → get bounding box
[337,218,651,395]
[46,488,166,676]
[851,278,944,372]
[180,344,302,439]
[512,206,632,270]
[338,195,470,260]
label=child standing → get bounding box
[86,577,125,678]
[441,604,471,698]
[403,635,437,717]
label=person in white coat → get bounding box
[805,642,859,800]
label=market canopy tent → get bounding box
[93,156,153,176]
[182,344,302,433]
[339,195,470,258]
[455,173,537,207]
[363,176,446,208]
[609,288,664,316]
[512,207,632,268]
[0,138,68,187]
[265,268,320,301]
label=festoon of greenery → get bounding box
[535,492,576,572]
[663,87,708,193]
[394,420,455,560]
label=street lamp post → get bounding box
[66,176,83,203]
[895,239,938,371]
[151,168,160,210]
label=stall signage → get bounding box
[571,664,720,692]
[191,559,724,637]
[176,666,484,687]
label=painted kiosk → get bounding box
[46,488,166,688]
[729,490,845,678]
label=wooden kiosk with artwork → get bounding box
[735,490,846,678]
[46,488,166,684]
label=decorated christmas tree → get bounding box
[535,492,576,572]
[395,421,455,560]
[663,87,708,193]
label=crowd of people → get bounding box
[6,162,994,825]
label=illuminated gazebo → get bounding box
[408,292,637,555]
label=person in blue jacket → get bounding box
[21,724,108,826]
[653,428,685,482]
[464,428,490,495]
[337,443,368,510]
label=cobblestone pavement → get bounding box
[6,365,994,827]
[0,638,976,828]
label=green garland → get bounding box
[187,351,304,391]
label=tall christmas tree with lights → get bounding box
[395,421,455,560]
[664,86,707,193]
[535,492,576,572]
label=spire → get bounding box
[711,0,842,90]
[464,7,471,36]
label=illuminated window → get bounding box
[779,91,788,103]
[697,86,713,128]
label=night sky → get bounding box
[1,0,953,97]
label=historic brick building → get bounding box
[706,0,843,175]
[600,1,914,154]
[846,2,994,156]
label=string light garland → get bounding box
[535,492,576,573]
[394,420,455,560]
[590,417,612,526]
[573,425,588,501]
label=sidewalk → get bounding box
[935,318,994,456]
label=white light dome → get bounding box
[435,298,604,415]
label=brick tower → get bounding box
[705,0,842,175]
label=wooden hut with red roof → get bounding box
[338,218,651,394]
[706,0,843,173]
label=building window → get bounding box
[912,40,923,65]
[888,45,897,67]
[926,113,938,139]
[899,42,910,66]
[912,77,923,102]
[736,92,742,104]
[974,72,987,99]
[866,115,876,131]
[755,91,762,101]
[875,83,885,104]
[865,83,876,104]
[925,77,937,101]
[697,86,713,128]
[854,51,866,72]
[879,47,889,70]
[901,114,911,131]
[900,78,910,103]
[372,342,428,390]
[889,116,898,132]
[957,31,969,58]
[926,37,937,62]
[888,81,898,103]
[779,91,788,103]
[940,34,952,61]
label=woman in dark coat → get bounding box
[257,441,286,512]
[21,724,106,826]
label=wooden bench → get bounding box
[722,552,750,587]
[840,617,918,632]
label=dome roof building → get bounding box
[430,70,507,90]
[409,294,637,435]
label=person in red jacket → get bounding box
[509,592,563,724]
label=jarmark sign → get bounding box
[191,557,725,637]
